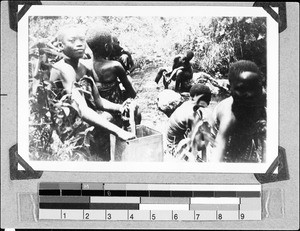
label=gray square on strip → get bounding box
[17,193,38,222]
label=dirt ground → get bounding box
[130,64,221,139]
[131,65,170,134]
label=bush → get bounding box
[29,16,266,78]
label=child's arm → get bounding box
[71,88,135,141]
[50,64,76,94]
[47,36,60,52]
[165,66,184,83]
[172,55,182,70]
[81,75,123,113]
[116,64,136,99]
[210,107,230,162]
[211,125,227,162]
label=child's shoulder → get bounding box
[52,59,67,69]
[80,59,93,70]
[215,97,233,117]
[219,96,233,106]
[104,59,123,71]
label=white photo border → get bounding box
[18,5,278,173]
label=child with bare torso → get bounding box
[155,51,194,92]
[209,60,266,163]
[49,24,135,143]
[86,27,136,105]
[109,36,135,75]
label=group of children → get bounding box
[48,24,138,160]
[35,23,266,163]
[165,60,266,163]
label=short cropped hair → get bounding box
[56,24,86,42]
[228,60,261,83]
[186,50,194,60]
[190,84,211,105]
[112,36,119,45]
[86,26,112,58]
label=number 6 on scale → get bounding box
[173,213,178,220]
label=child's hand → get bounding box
[118,130,136,141]
[81,75,95,86]
[120,98,132,119]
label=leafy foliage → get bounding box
[29,16,266,79]
[28,49,101,161]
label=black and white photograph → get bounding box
[18,5,278,172]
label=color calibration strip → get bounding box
[38,183,261,221]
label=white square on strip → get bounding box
[239,210,261,220]
[194,210,216,221]
[83,210,105,220]
[39,209,61,220]
[172,210,194,221]
[191,197,240,204]
[61,209,83,220]
[217,210,239,220]
[150,210,172,221]
[106,210,128,221]
[139,204,189,211]
[128,210,151,221]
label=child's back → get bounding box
[87,26,136,104]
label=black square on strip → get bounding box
[40,203,89,209]
[150,191,171,197]
[193,191,215,197]
[127,190,149,197]
[104,190,126,196]
[61,190,81,196]
[214,191,237,197]
[236,191,261,197]
[39,189,60,196]
[171,191,193,197]
[82,190,104,196]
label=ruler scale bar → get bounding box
[38,183,261,221]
